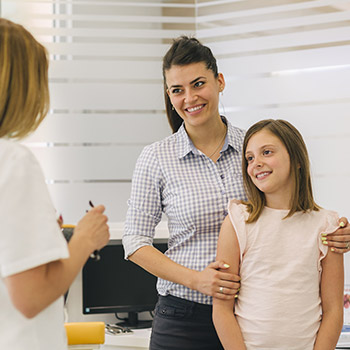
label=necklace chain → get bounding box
[208,125,227,158]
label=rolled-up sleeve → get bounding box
[123,144,163,259]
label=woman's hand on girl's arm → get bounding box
[322,217,350,253]
[193,260,240,299]
[129,244,240,298]
[213,216,246,350]
[313,250,344,349]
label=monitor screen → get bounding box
[82,238,167,328]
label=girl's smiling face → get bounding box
[245,129,294,209]
[165,62,225,130]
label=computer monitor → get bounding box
[82,238,167,329]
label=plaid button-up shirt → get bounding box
[123,117,247,304]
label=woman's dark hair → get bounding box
[162,36,218,133]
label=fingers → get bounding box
[210,260,241,293]
[209,261,241,281]
[85,205,108,226]
[321,217,350,254]
[76,205,109,248]
[218,270,241,283]
[214,285,240,300]
[89,204,106,214]
[217,280,239,294]
[339,217,348,227]
[209,260,230,270]
[323,238,350,253]
[213,270,240,296]
[197,261,241,298]
[328,247,350,254]
[56,214,63,229]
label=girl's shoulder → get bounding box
[296,208,339,235]
[315,208,339,228]
[308,208,339,222]
[228,198,245,207]
[227,199,249,220]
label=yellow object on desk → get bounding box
[64,322,105,345]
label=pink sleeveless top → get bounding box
[228,201,338,349]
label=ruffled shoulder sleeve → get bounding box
[227,200,249,262]
[318,209,339,265]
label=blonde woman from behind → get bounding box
[0,18,110,350]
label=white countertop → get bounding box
[104,328,151,349]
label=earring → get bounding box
[172,105,175,110]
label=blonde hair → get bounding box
[0,18,49,139]
[242,119,320,223]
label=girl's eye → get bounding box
[194,81,204,88]
[263,150,272,156]
[246,155,254,163]
[171,88,182,94]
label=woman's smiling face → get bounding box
[165,62,225,130]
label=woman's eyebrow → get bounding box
[168,76,206,89]
[168,84,182,89]
[190,76,206,84]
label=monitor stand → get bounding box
[115,312,153,329]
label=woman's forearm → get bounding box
[5,231,100,318]
[129,245,240,298]
[128,245,198,290]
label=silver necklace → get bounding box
[208,125,227,158]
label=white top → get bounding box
[228,201,339,350]
[0,139,69,350]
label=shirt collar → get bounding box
[176,123,193,159]
[176,116,242,159]
[226,117,243,153]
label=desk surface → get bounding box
[103,328,151,349]
[103,329,350,349]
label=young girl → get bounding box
[213,119,344,349]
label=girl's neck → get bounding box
[265,194,291,210]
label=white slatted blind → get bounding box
[1,0,196,224]
[196,0,350,216]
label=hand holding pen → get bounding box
[60,202,109,261]
[88,200,101,261]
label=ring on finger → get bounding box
[347,242,350,250]
[219,286,224,294]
